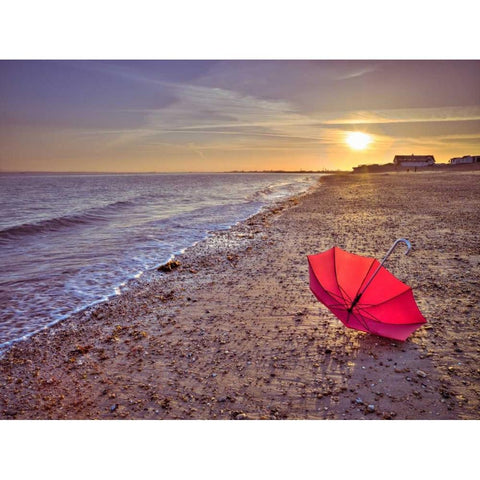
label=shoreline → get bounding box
[0,174,322,352]
[1,172,479,420]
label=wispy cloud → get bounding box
[334,65,378,80]
[80,80,479,159]
[3,60,479,171]
[67,62,480,151]
[321,106,480,125]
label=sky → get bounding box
[1,60,479,172]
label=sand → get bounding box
[1,171,479,420]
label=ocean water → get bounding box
[0,172,321,347]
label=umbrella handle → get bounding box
[352,238,412,307]
[380,238,412,263]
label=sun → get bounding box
[346,132,372,150]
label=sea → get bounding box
[0,172,321,348]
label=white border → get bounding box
[1,1,478,59]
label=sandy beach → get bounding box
[1,171,479,420]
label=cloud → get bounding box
[132,81,480,152]
[333,65,378,80]
[2,60,479,171]
[321,106,480,125]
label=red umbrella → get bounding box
[307,239,427,341]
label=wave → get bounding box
[247,184,275,201]
[0,199,135,242]
[247,178,315,202]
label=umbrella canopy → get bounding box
[307,239,427,341]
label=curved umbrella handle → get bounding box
[384,238,412,260]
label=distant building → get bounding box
[352,163,395,173]
[393,155,435,167]
[449,155,480,165]
[352,164,371,173]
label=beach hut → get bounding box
[393,155,435,167]
[449,155,480,165]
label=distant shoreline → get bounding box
[352,162,480,174]
[2,164,480,175]
[0,170,340,175]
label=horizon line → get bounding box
[0,169,345,175]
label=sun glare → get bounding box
[346,132,372,150]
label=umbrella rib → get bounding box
[333,248,351,307]
[318,296,346,310]
[322,292,350,310]
[348,306,375,332]
[310,283,350,311]
[354,303,424,328]
[333,302,351,309]
[357,287,413,309]
[316,285,346,306]
[323,288,345,303]
[311,283,353,312]
[338,284,353,305]
[352,258,377,304]
[317,279,350,308]
[326,285,351,309]
[353,305,382,323]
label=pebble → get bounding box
[157,260,181,272]
[367,405,375,413]
[382,411,397,420]
[416,369,428,378]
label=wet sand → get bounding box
[1,172,479,420]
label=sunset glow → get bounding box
[1,60,479,172]
[346,132,372,150]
